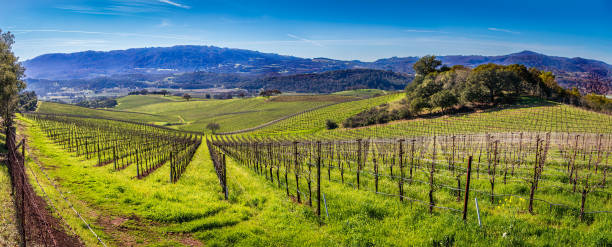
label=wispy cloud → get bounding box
[158,20,172,27]
[55,0,191,16]
[488,27,520,34]
[12,29,194,40]
[158,0,191,9]
[403,29,448,34]
[287,34,324,47]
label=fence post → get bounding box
[317,141,321,218]
[223,154,228,200]
[19,137,26,247]
[463,156,472,221]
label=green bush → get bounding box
[325,119,339,129]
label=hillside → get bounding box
[23,45,355,80]
[36,94,355,133]
[239,69,411,93]
[236,97,612,139]
[24,46,612,95]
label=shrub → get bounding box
[430,90,458,112]
[325,119,338,129]
[206,122,220,133]
[410,97,430,114]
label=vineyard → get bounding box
[239,97,612,139]
[8,93,612,246]
[209,132,612,221]
[38,94,355,134]
[25,113,201,181]
[241,93,404,136]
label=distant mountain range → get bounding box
[23,45,612,94]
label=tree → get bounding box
[326,119,338,130]
[467,64,517,104]
[0,29,26,132]
[206,122,220,133]
[183,93,192,101]
[461,83,488,104]
[18,91,38,112]
[413,55,442,76]
[160,90,169,96]
[430,90,458,112]
[410,97,430,115]
[260,89,281,98]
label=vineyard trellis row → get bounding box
[209,132,611,221]
[25,113,202,182]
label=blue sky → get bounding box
[1,0,612,63]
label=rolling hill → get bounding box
[23,46,612,94]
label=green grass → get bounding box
[0,159,19,246]
[115,95,178,110]
[0,131,18,246]
[332,89,390,98]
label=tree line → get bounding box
[344,56,612,128]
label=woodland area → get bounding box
[344,56,612,128]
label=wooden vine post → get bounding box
[398,139,405,202]
[356,139,362,190]
[113,146,117,170]
[223,154,228,200]
[463,156,473,221]
[373,157,379,193]
[528,136,541,214]
[136,149,140,178]
[429,136,437,214]
[294,141,300,203]
[316,141,321,217]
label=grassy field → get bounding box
[38,95,345,134]
[114,95,180,110]
[332,89,390,98]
